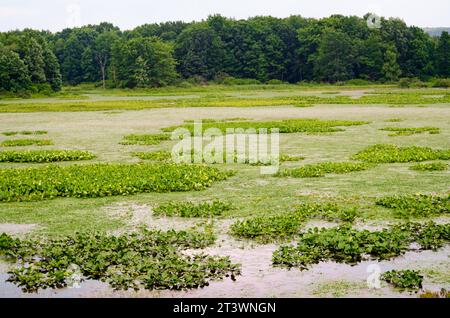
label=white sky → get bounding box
[0,0,449,32]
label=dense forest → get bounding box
[0,14,449,93]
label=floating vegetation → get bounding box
[0,150,95,163]
[184,118,251,123]
[133,150,172,162]
[277,162,373,178]
[375,194,449,218]
[162,119,369,134]
[380,127,440,137]
[279,154,305,162]
[0,228,240,293]
[272,222,450,270]
[153,200,232,217]
[0,163,232,202]
[0,139,53,147]
[119,133,170,145]
[2,131,47,136]
[1,91,449,113]
[352,144,450,163]
[381,270,423,291]
[384,119,403,123]
[230,203,358,242]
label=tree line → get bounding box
[1,14,449,93]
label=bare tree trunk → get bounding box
[96,54,108,89]
[101,65,106,89]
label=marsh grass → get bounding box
[0,163,232,202]
[119,133,171,145]
[1,89,449,113]
[0,139,53,147]
[0,149,95,163]
[375,194,449,218]
[2,130,47,136]
[162,118,369,134]
[352,144,450,163]
[153,200,232,217]
[277,162,373,178]
[380,126,440,136]
[132,150,171,162]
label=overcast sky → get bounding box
[0,0,449,32]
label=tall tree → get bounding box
[382,45,402,81]
[354,33,384,80]
[18,35,46,83]
[435,31,450,77]
[0,46,31,92]
[112,37,177,88]
[42,45,62,91]
[174,24,225,80]
[94,31,119,88]
[313,29,355,82]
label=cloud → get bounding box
[0,0,448,32]
[0,6,40,18]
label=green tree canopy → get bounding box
[112,37,177,88]
[0,46,31,92]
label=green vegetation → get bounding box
[0,32,61,94]
[120,133,170,145]
[132,148,305,166]
[380,126,440,136]
[230,203,358,242]
[0,150,95,163]
[0,228,240,292]
[0,163,232,202]
[0,139,53,147]
[409,162,448,171]
[184,118,250,124]
[1,15,449,94]
[230,214,303,242]
[113,37,177,88]
[376,194,449,218]
[153,200,232,217]
[163,118,369,134]
[312,280,366,298]
[384,118,403,123]
[278,162,373,178]
[2,90,450,113]
[133,150,172,161]
[2,131,47,136]
[279,154,305,162]
[352,144,450,163]
[381,270,423,290]
[272,222,450,270]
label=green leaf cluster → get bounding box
[0,228,240,293]
[0,163,232,202]
[154,200,232,217]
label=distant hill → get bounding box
[423,28,450,37]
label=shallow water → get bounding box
[1,235,448,298]
[1,202,448,298]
